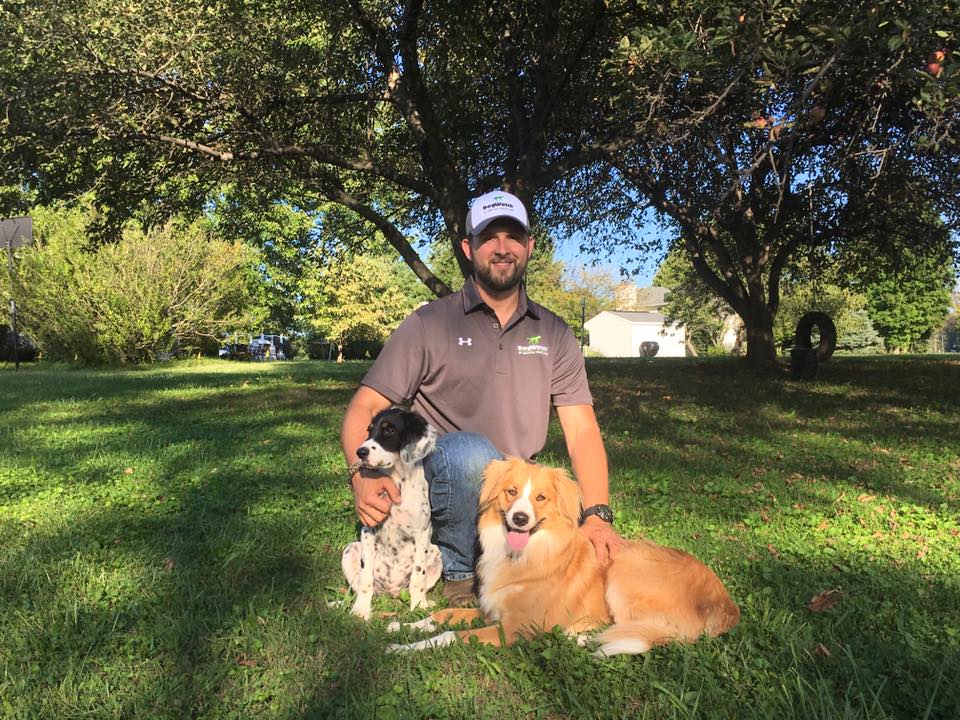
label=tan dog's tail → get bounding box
[592,618,684,657]
[593,599,740,657]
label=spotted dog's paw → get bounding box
[385,631,458,653]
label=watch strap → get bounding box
[580,503,614,525]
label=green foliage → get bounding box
[525,241,618,342]
[603,0,960,366]
[653,246,729,352]
[205,189,323,333]
[7,199,265,363]
[773,282,865,348]
[301,252,425,355]
[837,309,885,354]
[862,254,955,352]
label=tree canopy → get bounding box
[2,0,958,367]
[596,0,959,364]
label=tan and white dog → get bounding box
[388,458,739,656]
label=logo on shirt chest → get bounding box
[517,335,549,356]
[458,337,473,346]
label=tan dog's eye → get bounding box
[536,494,545,502]
[506,487,518,497]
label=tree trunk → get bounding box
[741,304,779,369]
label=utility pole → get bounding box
[1,217,32,370]
[580,297,586,353]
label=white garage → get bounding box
[584,310,688,358]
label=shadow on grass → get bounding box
[0,360,394,717]
[2,357,958,718]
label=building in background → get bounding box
[584,284,690,357]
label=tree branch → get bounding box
[319,174,452,298]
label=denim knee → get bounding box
[424,432,502,579]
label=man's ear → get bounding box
[461,237,473,262]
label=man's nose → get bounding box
[492,235,512,254]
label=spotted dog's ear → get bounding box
[550,467,582,526]
[399,414,437,465]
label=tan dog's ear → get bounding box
[551,467,582,526]
[478,458,511,516]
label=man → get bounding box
[340,190,624,605]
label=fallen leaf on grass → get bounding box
[814,643,832,658]
[766,544,780,558]
[808,589,840,613]
[163,557,175,572]
[237,657,256,667]
[857,493,876,503]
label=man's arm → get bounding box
[556,404,626,564]
[341,385,399,527]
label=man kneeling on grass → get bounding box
[340,191,624,607]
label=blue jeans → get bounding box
[424,432,502,581]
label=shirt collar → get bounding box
[461,276,540,320]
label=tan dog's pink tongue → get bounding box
[507,530,530,552]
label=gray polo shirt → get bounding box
[361,276,593,459]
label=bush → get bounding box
[10,202,266,363]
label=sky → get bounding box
[552,209,670,288]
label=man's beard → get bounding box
[475,256,527,293]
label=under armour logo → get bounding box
[458,337,472,346]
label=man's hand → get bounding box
[351,470,401,527]
[580,515,626,566]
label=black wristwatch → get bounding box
[580,504,614,525]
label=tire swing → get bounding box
[791,312,836,379]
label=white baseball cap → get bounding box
[466,191,530,237]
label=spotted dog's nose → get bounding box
[357,446,370,460]
[511,511,529,527]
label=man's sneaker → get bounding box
[442,577,477,607]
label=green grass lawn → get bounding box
[1,356,958,719]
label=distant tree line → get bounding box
[2,197,618,363]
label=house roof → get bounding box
[635,286,669,308]
[587,310,667,324]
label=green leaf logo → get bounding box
[528,335,542,344]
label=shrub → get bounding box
[10,203,266,363]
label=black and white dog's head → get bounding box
[356,407,438,470]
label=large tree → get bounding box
[3,1,958,370]
[1,0,628,294]
[599,0,959,366]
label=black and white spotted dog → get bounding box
[342,407,443,619]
